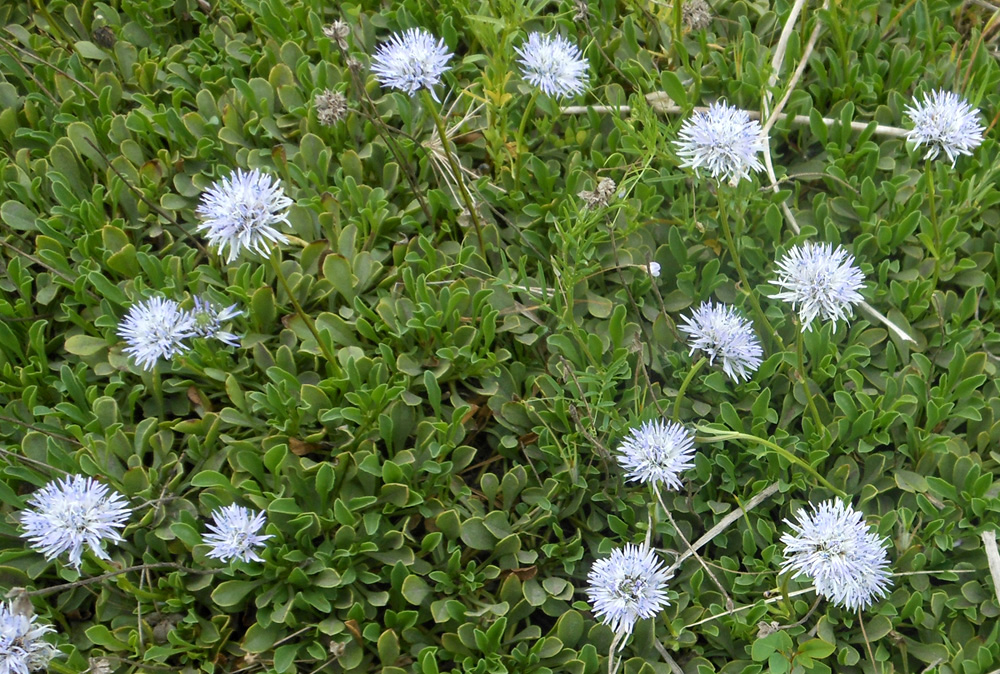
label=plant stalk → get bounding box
[270,252,339,371]
[422,90,488,259]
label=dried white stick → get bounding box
[561,99,910,138]
[667,481,781,573]
[981,530,1000,606]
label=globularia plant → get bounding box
[586,543,672,637]
[515,32,589,98]
[680,301,763,382]
[771,242,865,331]
[781,500,893,610]
[20,475,131,570]
[615,419,697,490]
[196,168,293,263]
[904,89,984,165]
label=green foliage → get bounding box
[2,0,1000,672]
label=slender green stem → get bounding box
[514,90,539,190]
[796,330,823,432]
[674,356,707,420]
[422,90,487,259]
[926,160,940,284]
[151,368,164,420]
[269,252,339,371]
[717,189,784,351]
[696,427,847,498]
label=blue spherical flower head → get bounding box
[0,601,59,673]
[204,504,273,564]
[191,296,243,348]
[20,475,132,570]
[675,101,766,184]
[371,28,453,102]
[680,301,763,382]
[117,296,196,371]
[587,543,672,636]
[196,168,293,263]
[781,499,892,611]
[904,89,984,166]
[771,242,865,331]
[515,32,589,98]
[616,419,696,490]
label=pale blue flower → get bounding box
[515,32,589,98]
[117,296,196,371]
[616,420,696,490]
[191,297,242,348]
[587,543,672,635]
[20,475,131,570]
[0,601,58,674]
[371,28,452,101]
[904,89,984,165]
[196,168,292,263]
[675,101,766,184]
[771,242,865,331]
[680,301,762,382]
[781,500,892,611]
[204,505,272,564]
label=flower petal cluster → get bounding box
[904,89,984,165]
[371,28,452,101]
[117,297,196,371]
[191,297,243,347]
[20,475,131,570]
[587,543,672,635]
[616,419,696,490]
[204,505,272,564]
[680,301,763,382]
[0,601,58,673]
[771,242,865,331]
[515,32,589,98]
[675,101,766,184]
[196,168,293,263]
[781,500,893,611]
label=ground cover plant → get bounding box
[1,0,1000,672]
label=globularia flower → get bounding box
[118,296,196,371]
[904,89,984,165]
[587,543,672,635]
[675,101,766,184]
[20,475,131,570]
[314,89,348,126]
[771,242,865,331]
[190,297,242,347]
[196,168,293,263]
[616,419,696,490]
[204,505,272,564]
[680,302,763,382]
[0,601,58,673]
[515,32,589,98]
[646,261,661,278]
[371,28,452,101]
[781,500,892,611]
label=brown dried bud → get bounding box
[314,89,348,126]
[323,20,350,51]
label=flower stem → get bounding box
[717,189,784,352]
[925,159,940,284]
[269,252,339,371]
[151,368,164,420]
[674,356,707,420]
[796,330,824,432]
[696,426,847,498]
[514,90,539,190]
[422,90,487,260]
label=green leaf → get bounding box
[64,335,108,356]
[401,575,433,605]
[1,201,37,230]
[212,580,260,607]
